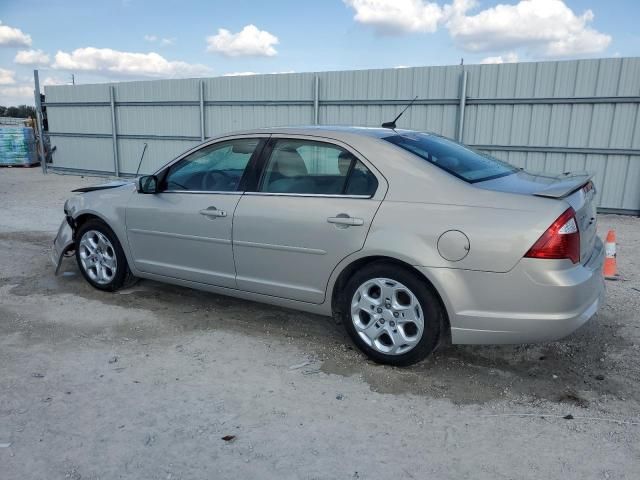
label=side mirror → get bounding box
[137,175,159,194]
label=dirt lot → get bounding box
[1,168,639,479]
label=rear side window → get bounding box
[259,139,377,196]
[345,160,378,196]
[384,133,516,183]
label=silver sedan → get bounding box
[52,126,605,366]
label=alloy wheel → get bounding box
[350,278,424,355]
[78,230,118,285]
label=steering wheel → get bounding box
[201,170,233,191]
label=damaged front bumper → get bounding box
[50,217,74,274]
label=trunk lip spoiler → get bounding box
[532,172,594,199]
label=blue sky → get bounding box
[1,0,638,105]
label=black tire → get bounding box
[340,262,443,366]
[75,219,136,292]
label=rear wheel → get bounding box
[75,219,135,291]
[341,262,443,366]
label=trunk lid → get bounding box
[476,170,598,264]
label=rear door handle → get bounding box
[199,206,227,218]
[327,215,364,226]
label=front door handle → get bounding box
[199,206,227,218]
[327,214,364,227]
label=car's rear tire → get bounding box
[340,262,443,366]
[75,219,136,292]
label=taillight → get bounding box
[525,208,580,264]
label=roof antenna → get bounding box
[135,142,148,177]
[381,95,418,129]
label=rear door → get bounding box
[125,136,267,287]
[232,135,386,303]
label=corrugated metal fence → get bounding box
[43,57,640,214]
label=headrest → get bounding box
[273,148,308,177]
[338,151,354,175]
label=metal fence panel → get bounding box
[205,105,315,137]
[47,106,111,134]
[117,137,198,174]
[44,57,640,213]
[115,78,201,102]
[50,136,114,172]
[116,105,200,137]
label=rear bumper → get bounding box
[50,218,74,274]
[420,237,606,344]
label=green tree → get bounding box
[0,105,36,118]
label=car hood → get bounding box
[72,180,133,193]
[475,170,593,199]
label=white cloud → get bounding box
[0,85,33,103]
[0,20,32,47]
[52,47,211,77]
[223,71,258,77]
[0,76,69,105]
[144,34,174,46]
[446,0,611,57]
[206,24,278,57]
[223,70,295,77]
[344,0,445,34]
[480,52,519,64]
[14,49,50,66]
[0,67,16,85]
[42,76,69,86]
[344,0,611,59]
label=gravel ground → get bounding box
[1,168,639,479]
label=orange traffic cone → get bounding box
[603,230,617,279]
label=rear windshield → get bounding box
[384,133,517,183]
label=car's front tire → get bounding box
[341,262,443,366]
[75,219,135,292]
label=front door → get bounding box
[126,136,265,287]
[233,136,385,303]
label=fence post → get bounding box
[33,69,47,173]
[109,86,120,177]
[314,75,320,125]
[199,80,205,141]
[456,70,468,142]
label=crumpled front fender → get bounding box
[50,218,74,275]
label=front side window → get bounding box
[384,133,517,183]
[259,139,377,196]
[163,138,259,192]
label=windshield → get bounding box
[384,133,517,183]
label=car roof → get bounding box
[228,125,432,141]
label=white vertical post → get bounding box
[314,75,320,125]
[33,69,47,173]
[200,80,205,141]
[109,86,120,177]
[456,70,468,142]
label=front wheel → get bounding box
[75,219,135,291]
[341,262,443,366]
